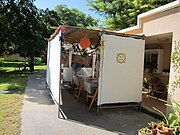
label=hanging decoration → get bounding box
[59,26,67,42]
[56,27,101,58]
[116,52,126,64]
[72,43,81,53]
[61,47,66,64]
[60,47,65,83]
[79,34,91,49]
[81,50,88,58]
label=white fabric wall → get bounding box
[46,33,62,104]
[98,34,145,105]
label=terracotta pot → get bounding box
[157,127,168,135]
[152,128,157,135]
[167,128,174,135]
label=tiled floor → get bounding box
[141,93,167,115]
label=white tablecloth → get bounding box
[83,78,98,94]
[73,75,98,93]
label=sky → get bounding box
[34,0,104,21]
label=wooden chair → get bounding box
[75,76,86,100]
[74,78,80,99]
[87,89,98,111]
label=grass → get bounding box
[34,63,47,70]
[0,74,28,91]
[0,74,26,135]
[0,94,23,135]
[0,60,46,135]
[0,61,47,72]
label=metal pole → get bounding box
[58,34,63,118]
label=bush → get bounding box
[34,57,42,65]
[0,58,4,66]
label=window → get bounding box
[145,49,163,73]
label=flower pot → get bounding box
[152,128,157,135]
[157,127,168,135]
[167,128,173,135]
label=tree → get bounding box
[0,1,98,71]
[53,5,99,27]
[0,0,49,71]
[87,0,175,29]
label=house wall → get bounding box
[124,6,180,36]
[169,31,180,107]
[141,7,180,107]
[124,28,143,35]
[122,6,180,113]
[142,7,180,36]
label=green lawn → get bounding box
[0,61,46,135]
[0,61,47,72]
[0,74,28,91]
[34,63,47,70]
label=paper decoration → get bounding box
[59,26,67,42]
[80,34,91,49]
[116,52,126,64]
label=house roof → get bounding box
[118,0,180,33]
[48,26,144,43]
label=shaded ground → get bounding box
[20,71,118,135]
[21,71,158,135]
[61,84,158,135]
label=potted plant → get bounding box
[138,127,153,135]
[153,102,180,135]
[143,78,149,89]
[156,121,169,135]
[145,62,158,73]
[147,121,157,135]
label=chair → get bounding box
[75,76,86,100]
[74,80,80,99]
[87,89,98,111]
[74,75,80,97]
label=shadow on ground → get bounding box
[60,84,158,135]
[24,71,55,105]
[24,71,158,135]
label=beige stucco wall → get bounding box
[168,32,180,106]
[123,6,180,113]
[143,8,180,111]
[142,7,180,36]
[124,6,180,36]
[162,44,172,70]
[124,28,143,35]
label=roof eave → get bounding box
[118,0,180,33]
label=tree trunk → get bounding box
[29,56,34,72]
